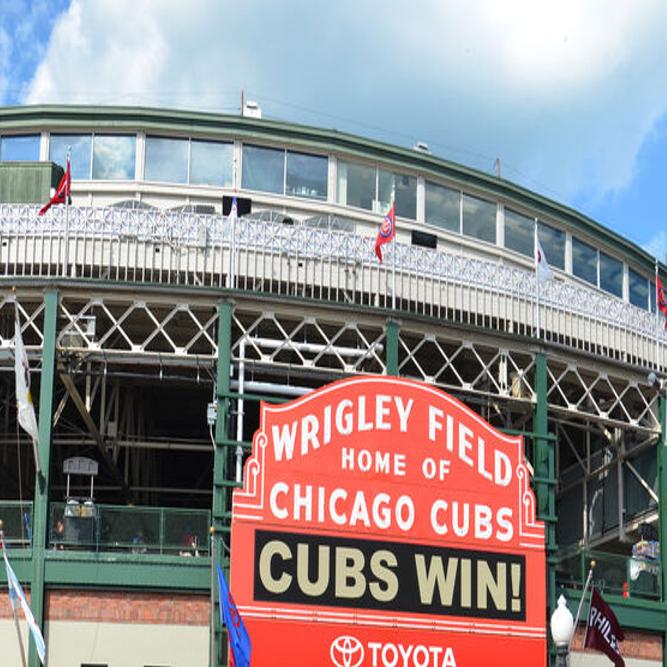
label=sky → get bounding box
[1,0,666,258]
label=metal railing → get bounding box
[0,500,33,547]
[556,548,661,600]
[1,204,664,370]
[48,502,210,557]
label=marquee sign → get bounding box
[230,376,546,666]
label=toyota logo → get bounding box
[330,635,364,667]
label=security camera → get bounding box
[648,371,658,387]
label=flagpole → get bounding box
[391,189,396,311]
[572,559,596,651]
[62,148,71,278]
[0,523,28,667]
[209,526,216,667]
[534,224,541,339]
[655,259,660,370]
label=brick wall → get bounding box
[46,590,210,625]
[572,626,662,661]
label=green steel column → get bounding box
[385,319,400,376]
[534,352,557,622]
[28,289,58,667]
[657,394,667,667]
[212,300,233,667]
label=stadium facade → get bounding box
[0,104,665,666]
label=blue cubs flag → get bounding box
[216,562,251,667]
[375,201,396,262]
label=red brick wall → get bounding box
[572,626,662,661]
[46,590,210,625]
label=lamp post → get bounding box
[550,594,574,666]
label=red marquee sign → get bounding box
[230,376,546,666]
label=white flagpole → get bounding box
[391,187,396,310]
[572,559,596,651]
[534,224,541,339]
[655,259,660,370]
[62,147,71,277]
[1,524,28,667]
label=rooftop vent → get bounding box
[413,141,430,154]
[243,101,262,119]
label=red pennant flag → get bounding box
[657,276,667,329]
[585,588,625,667]
[375,202,396,263]
[39,157,71,216]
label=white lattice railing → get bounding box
[0,204,664,370]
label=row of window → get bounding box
[0,131,656,311]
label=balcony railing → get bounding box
[1,204,664,370]
[0,500,33,547]
[556,548,661,601]
[49,502,210,557]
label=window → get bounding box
[504,208,534,257]
[650,280,657,313]
[538,222,565,270]
[0,134,40,161]
[92,134,136,180]
[50,134,92,179]
[572,237,597,286]
[425,182,460,232]
[242,144,284,194]
[629,269,649,309]
[337,160,416,217]
[599,252,623,298]
[145,136,188,184]
[338,160,375,211]
[286,151,327,200]
[191,140,233,187]
[462,194,496,244]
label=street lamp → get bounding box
[550,594,574,666]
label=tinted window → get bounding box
[242,145,284,194]
[629,269,649,309]
[537,222,565,270]
[0,134,40,161]
[145,136,188,184]
[572,237,597,285]
[190,140,234,187]
[599,252,623,297]
[286,151,327,200]
[505,209,534,257]
[462,194,496,244]
[50,134,92,179]
[395,173,417,220]
[425,182,460,232]
[338,160,375,211]
[92,135,136,180]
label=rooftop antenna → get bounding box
[240,89,244,115]
[494,158,501,178]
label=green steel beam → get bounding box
[212,300,233,667]
[658,394,667,667]
[29,288,58,667]
[385,319,400,376]
[43,552,210,589]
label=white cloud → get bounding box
[22,0,667,208]
[645,231,667,263]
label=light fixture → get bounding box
[550,595,575,666]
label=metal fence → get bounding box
[557,548,661,601]
[48,502,210,557]
[0,500,33,547]
[1,204,664,370]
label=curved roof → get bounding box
[0,103,661,272]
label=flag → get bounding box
[585,587,624,667]
[657,276,667,329]
[230,196,238,220]
[14,310,40,455]
[375,201,396,263]
[216,563,251,667]
[39,156,71,215]
[2,547,46,664]
[535,235,554,284]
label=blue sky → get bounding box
[1,1,666,259]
